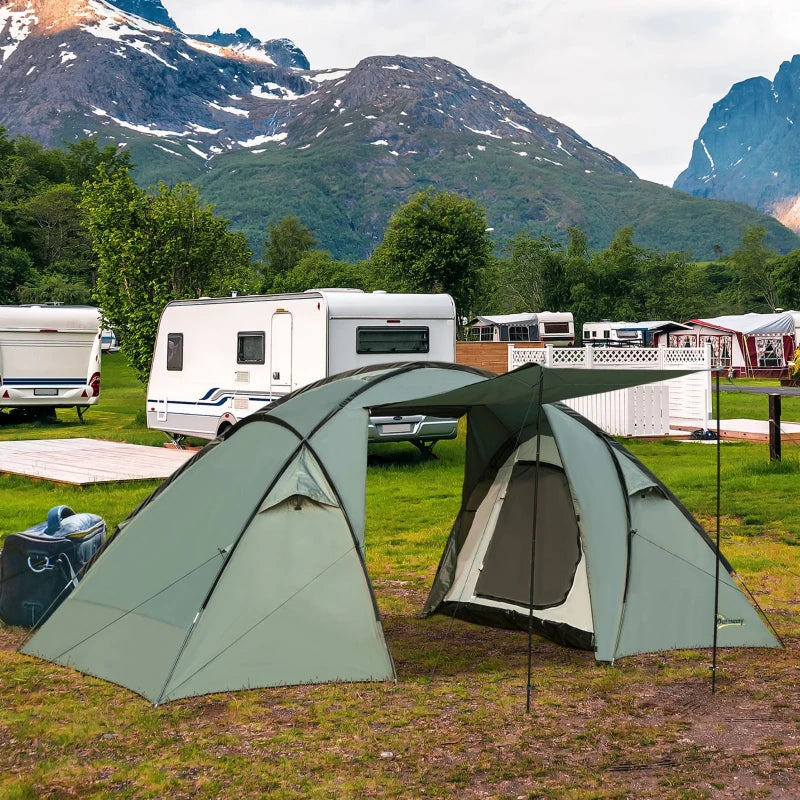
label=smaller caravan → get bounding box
[0,305,102,420]
[467,312,574,346]
[147,289,459,448]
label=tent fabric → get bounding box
[22,361,779,702]
[469,313,539,326]
[423,401,777,661]
[691,313,796,335]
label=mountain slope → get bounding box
[674,55,800,232]
[2,0,798,260]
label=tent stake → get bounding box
[526,370,545,713]
[711,366,722,694]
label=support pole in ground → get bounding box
[711,368,722,694]
[769,394,782,462]
[526,370,545,714]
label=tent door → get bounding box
[270,312,293,393]
[475,462,581,609]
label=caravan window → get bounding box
[468,326,493,341]
[237,331,265,364]
[542,322,570,335]
[166,333,183,371]
[356,327,429,354]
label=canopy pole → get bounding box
[711,366,722,693]
[526,369,545,713]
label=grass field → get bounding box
[1,357,798,799]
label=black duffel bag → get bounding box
[0,505,106,627]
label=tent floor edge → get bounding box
[435,602,594,651]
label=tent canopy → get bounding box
[691,313,796,336]
[22,362,778,703]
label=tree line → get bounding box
[2,129,799,382]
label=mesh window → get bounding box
[356,327,429,354]
[475,462,581,609]
[166,333,183,371]
[237,331,265,364]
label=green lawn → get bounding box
[1,360,798,798]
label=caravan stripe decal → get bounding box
[146,388,281,408]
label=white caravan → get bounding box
[467,312,574,346]
[146,290,459,449]
[0,305,102,420]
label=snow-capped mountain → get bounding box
[2,0,797,260]
[674,55,800,232]
[108,0,175,28]
[0,0,631,172]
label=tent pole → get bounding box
[526,369,545,713]
[711,366,722,693]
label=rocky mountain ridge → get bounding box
[1,0,797,259]
[0,0,632,170]
[674,55,800,232]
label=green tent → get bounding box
[21,363,779,702]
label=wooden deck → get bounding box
[717,418,800,444]
[0,438,196,485]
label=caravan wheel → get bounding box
[216,420,234,438]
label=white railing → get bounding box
[509,344,709,370]
[509,345,712,436]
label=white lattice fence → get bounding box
[508,345,711,435]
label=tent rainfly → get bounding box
[21,363,780,703]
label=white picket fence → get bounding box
[508,345,712,436]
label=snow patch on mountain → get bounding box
[310,69,350,83]
[0,2,38,67]
[251,82,309,101]
[504,118,530,133]
[465,125,502,139]
[223,42,275,65]
[79,0,178,70]
[208,101,248,117]
[239,132,287,147]
[153,143,183,157]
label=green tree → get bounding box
[772,249,800,310]
[82,168,256,382]
[370,189,493,321]
[17,184,88,270]
[17,272,91,304]
[262,215,317,288]
[500,232,554,312]
[62,138,132,187]
[0,218,33,303]
[270,250,372,294]
[729,225,779,311]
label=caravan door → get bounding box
[270,311,293,395]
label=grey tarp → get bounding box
[693,312,796,335]
[22,362,779,701]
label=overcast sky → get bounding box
[165,0,800,187]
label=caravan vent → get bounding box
[235,371,250,383]
[233,397,249,410]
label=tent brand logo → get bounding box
[716,614,745,629]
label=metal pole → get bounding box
[526,370,545,713]
[711,367,722,693]
[769,394,782,462]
